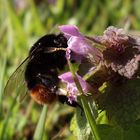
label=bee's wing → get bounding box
[4,57,29,103]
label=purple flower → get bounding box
[58,72,92,104]
[59,25,102,63]
[102,26,129,48]
[91,26,140,52]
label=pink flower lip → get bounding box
[58,25,83,39]
[58,72,93,104]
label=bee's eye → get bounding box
[53,39,63,47]
[54,39,59,45]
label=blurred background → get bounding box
[0,0,140,139]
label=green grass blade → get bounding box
[33,105,48,140]
[0,57,6,112]
[0,93,20,140]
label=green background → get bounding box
[0,0,140,139]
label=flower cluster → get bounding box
[101,26,129,48]
[91,26,140,52]
[57,25,140,104]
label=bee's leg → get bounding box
[58,95,83,111]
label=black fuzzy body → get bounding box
[25,34,68,104]
[25,34,67,90]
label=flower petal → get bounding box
[59,25,83,39]
[67,36,102,63]
[59,72,75,84]
[59,72,93,103]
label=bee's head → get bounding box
[29,34,67,56]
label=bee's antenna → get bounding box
[44,47,67,53]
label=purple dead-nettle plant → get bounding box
[87,26,140,79]
[90,26,140,50]
[103,26,140,78]
[57,25,140,131]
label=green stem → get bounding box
[80,96,101,140]
[67,60,101,140]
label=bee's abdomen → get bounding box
[30,84,56,104]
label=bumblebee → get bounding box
[5,34,79,107]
